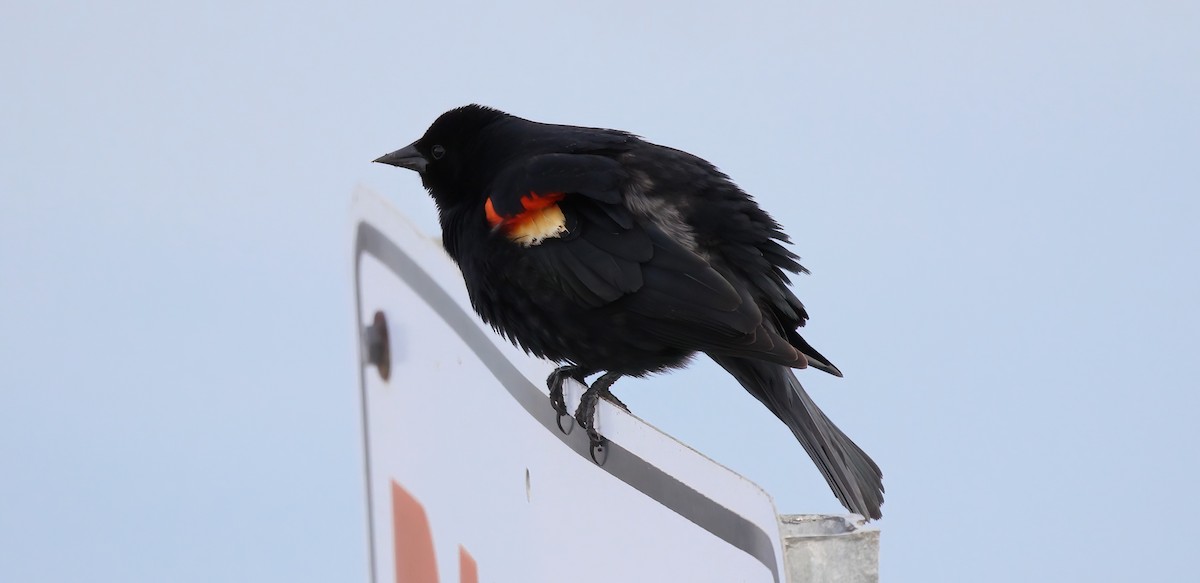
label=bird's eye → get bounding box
[431,145,446,160]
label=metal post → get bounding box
[780,514,880,582]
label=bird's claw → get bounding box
[547,366,588,435]
[575,385,610,464]
[550,384,574,435]
[547,372,569,417]
[548,367,620,465]
[597,386,629,412]
[588,435,608,465]
[555,412,575,435]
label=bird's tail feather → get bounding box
[709,355,883,519]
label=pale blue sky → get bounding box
[2,1,1197,581]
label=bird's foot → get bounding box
[595,382,630,412]
[575,386,604,443]
[546,365,593,434]
[574,372,623,463]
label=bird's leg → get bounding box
[575,372,624,451]
[546,365,594,433]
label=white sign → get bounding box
[352,187,787,582]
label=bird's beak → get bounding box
[373,142,427,173]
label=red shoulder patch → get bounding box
[485,191,565,228]
[484,191,569,246]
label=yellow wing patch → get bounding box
[506,204,568,246]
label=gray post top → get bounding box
[780,514,880,583]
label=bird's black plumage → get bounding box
[375,105,884,519]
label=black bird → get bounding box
[375,105,883,519]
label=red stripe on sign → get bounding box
[459,546,478,583]
[391,481,439,583]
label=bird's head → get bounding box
[374,104,509,209]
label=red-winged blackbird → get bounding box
[375,105,883,519]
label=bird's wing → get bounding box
[701,203,845,376]
[485,153,807,367]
